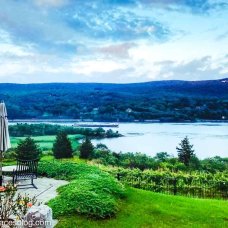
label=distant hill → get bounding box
[0,78,228,121]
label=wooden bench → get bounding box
[12,159,39,189]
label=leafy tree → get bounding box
[154,152,170,162]
[189,155,201,170]
[201,156,228,173]
[52,131,73,159]
[159,158,186,171]
[176,136,195,166]
[94,149,117,166]
[79,137,94,159]
[116,152,156,170]
[95,143,109,151]
[16,137,41,160]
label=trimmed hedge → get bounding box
[38,161,126,218]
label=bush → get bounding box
[15,137,41,160]
[38,161,101,180]
[94,149,117,166]
[48,189,117,218]
[38,161,126,218]
[4,149,17,160]
[49,174,125,218]
[53,132,73,159]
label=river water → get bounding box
[91,122,228,158]
[10,121,228,158]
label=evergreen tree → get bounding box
[53,131,73,159]
[176,136,195,166]
[16,137,41,160]
[79,137,94,159]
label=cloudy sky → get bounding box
[0,0,228,83]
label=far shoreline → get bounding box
[8,119,228,124]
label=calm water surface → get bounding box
[92,122,228,158]
[10,121,228,158]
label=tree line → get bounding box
[14,134,227,174]
[9,123,121,138]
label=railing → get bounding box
[116,173,228,200]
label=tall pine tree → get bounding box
[176,136,195,166]
[16,137,41,160]
[79,137,94,159]
[53,131,73,159]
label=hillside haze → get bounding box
[1,78,228,121]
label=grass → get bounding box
[56,187,228,228]
[40,155,86,164]
[10,134,82,151]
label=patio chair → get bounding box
[12,159,39,189]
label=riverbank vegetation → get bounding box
[90,137,227,199]
[9,123,122,138]
[90,143,228,173]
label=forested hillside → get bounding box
[0,78,228,121]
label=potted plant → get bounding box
[0,183,37,227]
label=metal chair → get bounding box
[12,159,39,189]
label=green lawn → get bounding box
[56,187,228,228]
[10,134,82,151]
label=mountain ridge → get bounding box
[0,78,227,120]
[0,78,227,86]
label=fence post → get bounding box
[117,172,121,181]
[173,178,177,195]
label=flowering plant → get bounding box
[0,183,37,222]
[16,193,37,220]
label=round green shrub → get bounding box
[38,161,126,218]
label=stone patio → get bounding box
[4,176,68,203]
[3,176,69,227]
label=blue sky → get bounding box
[0,0,228,83]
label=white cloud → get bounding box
[96,42,136,58]
[34,0,68,7]
[0,0,228,83]
[0,43,34,57]
[70,59,127,75]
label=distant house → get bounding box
[126,108,132,113]
[91,108,99,115]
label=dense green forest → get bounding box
[1,78,228,121]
